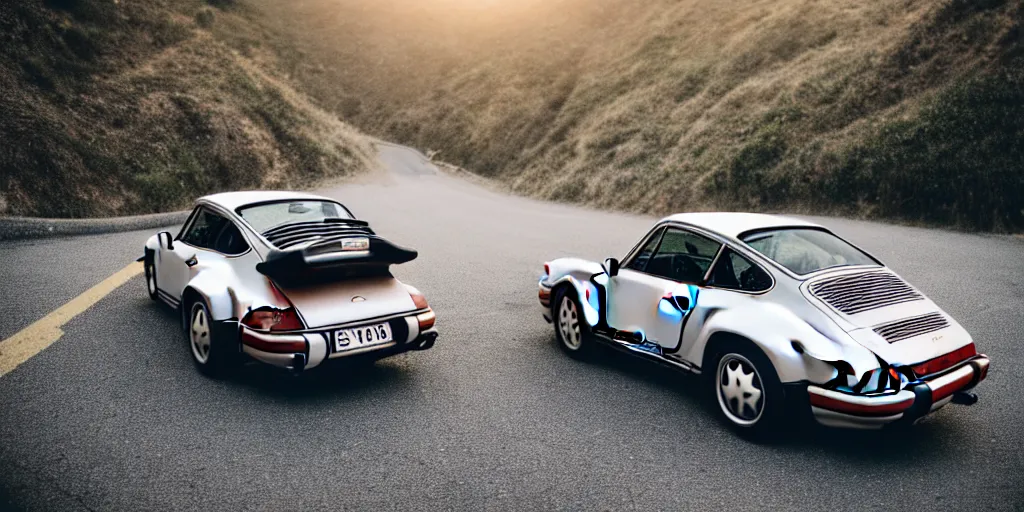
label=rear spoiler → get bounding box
[255,235,417,285]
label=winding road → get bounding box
[1,144,1022,510]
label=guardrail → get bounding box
[0,211,190,241]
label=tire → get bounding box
[186,297,234,377]
[552,286,594,359]
[708,339,786,441]
[144,251,158,301]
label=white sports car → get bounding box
[142,191,437,376]
[538,213,990,437]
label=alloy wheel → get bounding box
[716,353,765,426]
[558,295,581,350]
[146,264,156,295]
[190,303,211,364]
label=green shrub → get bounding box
[151,17,192,47]
[43,0,114,22]
[61,25,98,61]
[19,57,55,90]
[195,8,216,29]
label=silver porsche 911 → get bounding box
[538,213,990,438]
[142,191,437,376]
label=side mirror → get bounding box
[674,296,690,311]
[158,231,174,250]
[603,257,620,277]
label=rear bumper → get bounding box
[807,355,990,429]
[240,312,438,372]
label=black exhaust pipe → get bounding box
[951,391,979,406]
[415,332,438,351]
[291,353,307,374]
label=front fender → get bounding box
[547,275,601,327]
[543,257,605,327]
[688,301,878,384]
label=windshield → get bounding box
[740,228,879,275]
[237,200,353,233]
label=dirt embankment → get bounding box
[251,0,1024,231]
[1,0,374,218]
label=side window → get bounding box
[180,209,228,250]
[624,228,664,272]
[709,248,773,292]
[213,221,250,255]
[645,228,721,283]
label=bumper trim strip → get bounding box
[808,354,990,428]
[808,387,916,417]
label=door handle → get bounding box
[185,255,198,267]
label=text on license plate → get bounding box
[334,322,393,352]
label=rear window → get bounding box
[740,228,879,276]
[238,200,353,233]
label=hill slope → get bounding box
[251,0,1023,231]
[0,0,374,218]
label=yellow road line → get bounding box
[0,261,143,377]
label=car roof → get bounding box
[197,190,337,211]
[660,212,824,240]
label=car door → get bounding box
[606,226,722,351]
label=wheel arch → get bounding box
[701,331,763,375]
[548,275,600,327]
[181,275,238,323]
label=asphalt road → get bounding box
[1,144,1023,510]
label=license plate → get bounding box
[334,322,393,352]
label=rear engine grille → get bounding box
[263,221,374,250]
[873,312,949,344]
[809,271,922,315]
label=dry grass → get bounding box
[0,0,373,218]
[248,0,1023,231]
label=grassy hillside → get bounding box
[251,0,1023,231]
[0,0,374,218]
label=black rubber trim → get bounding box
[781,382,815,424]
[902,383,934,422]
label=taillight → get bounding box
[417,309,436,331]
[405,285,429,309]
[242,306,304,332]
[544,263,550,276]
[911,343,977,377]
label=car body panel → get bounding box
[544,258,604,327]
[275,277,418,329]
[606,269,691,349]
